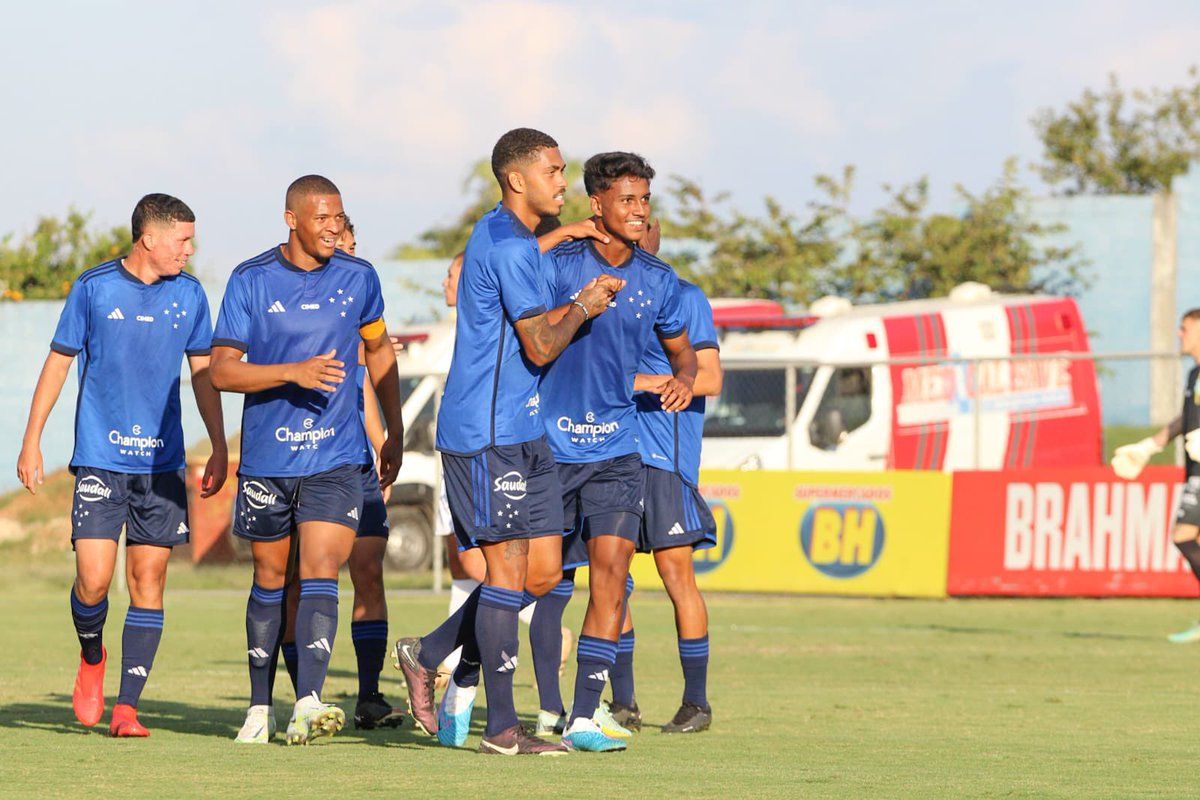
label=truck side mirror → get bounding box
[809,409,846,451]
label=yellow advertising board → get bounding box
[628,469,952,598]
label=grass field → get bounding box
[4,554,1200,800]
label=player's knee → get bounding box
[525,565,562,597]
[74,578,109,606]
[1172,525,1200,544]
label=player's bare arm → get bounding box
[537,219,610,252]
[635,347,722,398]
[16,350,74,494]
[209,345,346,393]
[656,330,698,412]
[363,324,404,489]
[515,276,625,366]
[187,354,228,498]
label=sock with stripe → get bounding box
[611,630,637,707]
[679,635,710,707]
[351,619,388,700]
[245,584,284,707]
[476,584,522,736]
[420,584,480,670]
[529,577,574,713]
[117,606,164,707]
[70,589,108,665]
[295,578,339,700]
[569,635,617,724]
[281,642,299,696]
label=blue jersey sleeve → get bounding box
[684,284,718,350]
[213,271,252,351]
[50,278,91,356]
[359,265,385,325]
[185,286,214,355]
[653,271,687,339]
[491,239,550,322]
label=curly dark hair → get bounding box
[583,152,655,196]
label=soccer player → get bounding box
[17,194,227,737]
[1112,308,1200,641]
[605,278,722,734]
[394,128,621,756]
[211,175,403,745]
[538,151,698,752]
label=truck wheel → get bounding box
[385,504,433,572]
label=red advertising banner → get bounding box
[948,466,1195,596]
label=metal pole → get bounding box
[432,376,444,593]
[972,357,981,470]
[785,365,797,470]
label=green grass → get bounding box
[4,560,1200,799]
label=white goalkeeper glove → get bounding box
[1186,430,1200,463]
[1111,437,1162,480]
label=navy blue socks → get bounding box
[246,583,284,706]
[116,606,163,707]
[295,578,339,700]
[351,619,388,699]
[476,585,522,735]
[70,588,108,665]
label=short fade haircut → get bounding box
[491,128,558,186]
[285,174,340,211]
[583,152,655,196]
[131,193,195,241]
[1184,309,1200,323]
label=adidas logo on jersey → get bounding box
[107,308,125,320]
[496,650,519,673]
[306,637,332,653]
[588,669,609,683]
[126,665,148,677]
[267,300,286,313]
[176,522,189,536]
[668,522,685,536]
[247,647,270,659]
[346,508,359,521]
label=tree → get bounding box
[0,210,131,301]
[1032,68,1200,195]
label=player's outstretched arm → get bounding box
[656,330,698,412]
[188,354,228,498]
[363,326,403,489]
[516,275,626,366]
[537,219,610,253]
[1111,415,1179,480]
[209,345,346,394]
[17,351,74,494]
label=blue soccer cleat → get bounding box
[561,716,627,753]
[437,680,477,747]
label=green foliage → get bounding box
[0,209,131,301]
[1032,68,1200,194]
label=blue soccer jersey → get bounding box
[436,204,553,456]
[635,280,718,485]
[539,241,687,464]
[50,259,213,473]
[213,247,385,477]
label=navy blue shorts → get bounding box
[234,463,364,542]
[442,436,565,549]
[637,466,717,553]
[559,453,645,568]
[357,464,389,539]
[71,467,189,548]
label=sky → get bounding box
[5,0,1200,280]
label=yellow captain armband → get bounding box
[359,318,386,341]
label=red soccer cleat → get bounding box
[109,703,149,737]
[73,647,106,727]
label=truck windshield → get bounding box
[704,366,816,437]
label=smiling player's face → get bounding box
[591,176,651,246]
[288,193,345,264]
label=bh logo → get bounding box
[692,500,734,575]
[799,501,884,578]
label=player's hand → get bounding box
[200,450,228,498]
[1111,436,1162,480]
[1186,431,1200,463]
[641,218,661,256]
[377,436,403,489]
[288,349,345,392]
[575,276,625,319]
[390,336,407,360]
[16,443,43,495]
[556,219,611,246]
[657,376,694,412]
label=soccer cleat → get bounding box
[535,709,567,736]
[561,716,627,752]
[662,702,712,734]
[286,694,345,745]
[437,680,477,748]
[393,637,438,735]
[235,704,277,743]
[593,700,634,738]
[73,647,106,727]
[608,700,642,733]
[109,703,149,737]
[354,692,405,730]
[1168,621,1200,643]
[478,724,568,756]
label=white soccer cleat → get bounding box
[235,704,276,744]
[286,693,345,746]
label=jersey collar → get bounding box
[274,245,330,274]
